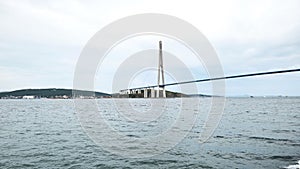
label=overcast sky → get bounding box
[0,0,299,96]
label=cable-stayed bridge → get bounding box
[119,41,300,98]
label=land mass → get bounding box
[0,88,111,99]
[0,88,213,99]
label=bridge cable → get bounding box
[127,68,300,90]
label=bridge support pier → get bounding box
[144,88,148,98]
[151,88,155,98]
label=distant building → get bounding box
[22,95,35,99]
[62,95,69,99]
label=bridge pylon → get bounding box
[157,41,166,98]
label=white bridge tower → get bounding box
[157,41,166,98]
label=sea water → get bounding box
[0,98,299,168]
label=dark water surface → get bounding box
[0,98,299,168]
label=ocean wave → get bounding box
[283,160,300,169]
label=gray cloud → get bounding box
[0,0,299,95]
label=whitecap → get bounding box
[284,160,300,169]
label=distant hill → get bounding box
[0,88,111,99]
[187,94,213,97]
